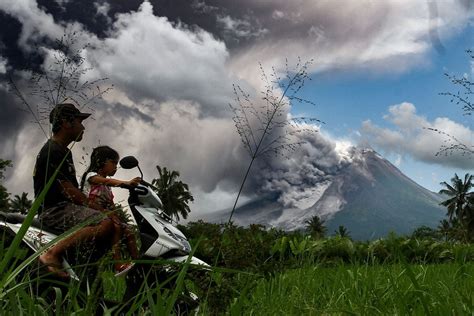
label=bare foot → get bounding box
[39,252,69,279]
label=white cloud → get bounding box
[382,102,427,131]
[0,56,6,74]
[86,2,236,118]
[228,0,474,78]
[0,0,65,50]
[191,0,219,14]
[54,0,70,6]
[217,15,268,40]
[272,10,285,20]
[95,2,112,24]
[361,102,474,169]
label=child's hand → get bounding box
[128,177,141,186]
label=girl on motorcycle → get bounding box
[80,146,141,275]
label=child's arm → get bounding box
[88,175,141,187]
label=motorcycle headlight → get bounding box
[181,239,191,253]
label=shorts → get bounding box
[39,202,105,232]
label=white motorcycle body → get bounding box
[130,185,207,266]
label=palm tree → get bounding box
[439,173,473,223]
[448,217,468,242]
[0,159,12,212]
[465,195,474,241]
[151,165,194,221]
[334,225,350,238]
[437,219,452,242]
[305,215,326,239]
[9,192,32,214]
[0,187,9,212]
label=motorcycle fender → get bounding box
[166,255,209,268]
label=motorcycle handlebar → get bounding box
[119,183,133,189]
[140,179,160,191]
[118,180,159,192]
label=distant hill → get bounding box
[196,147,446,240]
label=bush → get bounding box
[181,221,474,271]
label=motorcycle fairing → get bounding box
[134,206,191,257]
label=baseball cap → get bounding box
[49,103,91,124]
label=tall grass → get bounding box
[228,262,474,315]
[0,241,204,315]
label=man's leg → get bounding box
[39,218,114,277]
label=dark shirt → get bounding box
[33,139,78,211]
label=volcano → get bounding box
[197,148,446,240]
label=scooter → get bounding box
[0,155,208,311]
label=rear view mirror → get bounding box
[120,156,139,169]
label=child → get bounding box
[80,146,141,275]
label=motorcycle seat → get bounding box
[0,212,63,235]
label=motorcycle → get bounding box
[0,155,208,312]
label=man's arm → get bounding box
[59,180,104,211]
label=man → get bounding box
[34,103,115,278]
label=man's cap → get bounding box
[49,103,91,124]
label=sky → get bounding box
[0,0,473,218]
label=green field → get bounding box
[227,263,474,315]
[2,262,474,315]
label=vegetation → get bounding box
[3,215,474,314]
[151,165,194,220]
[182,221,474,269]
[334,225,351,238]
[304,215,327,239]
[439,173,474,242]
[0,159,12,212]
[9,193,33,214]
[0,160,34,214]
[9,210,471,313]
[230,263,474,315]
[439,173,472,222]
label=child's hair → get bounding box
[80,146,119,191]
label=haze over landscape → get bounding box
[0,0,473,232]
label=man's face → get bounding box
[69,117,86,142]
